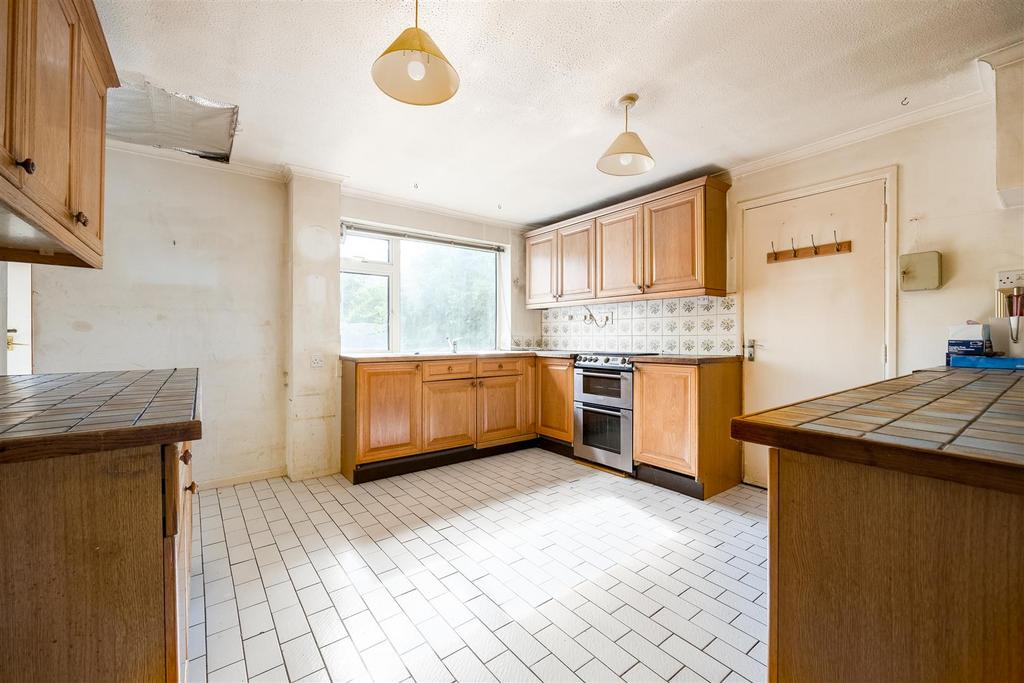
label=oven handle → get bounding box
[577,370,624,378]
[579,404,624,417]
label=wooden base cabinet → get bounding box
[422,379,477,451]
[0,441,198,682]
[341,355,548,481]
[536,357,573,443]
[0,0,118,269]
[633,361,741,498]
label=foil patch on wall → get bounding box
[106,76,239,163]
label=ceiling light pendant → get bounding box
[597,93,655,176]
[372,0,459,106]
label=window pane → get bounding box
[400,241,496,352]
[341,272,389,351]
[340,233,390,263]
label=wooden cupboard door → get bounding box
[68,29,104,252]
[643,189,703,294]
[557,219,595,301]
[422,379,476,451]
[356,362,422,462]
[633,364,698,475]
[596,207,643,298]
[21,0,78,226]
[520,357,536,435]
[0,0,19,186]
[476,375,523,444]
[536,357,573,442]
[525,232,557,306]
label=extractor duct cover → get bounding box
[106,76,239,163]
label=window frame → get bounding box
[340,229,502,353]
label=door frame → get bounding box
[736,165,899,379]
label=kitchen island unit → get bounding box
[731,366,1023,682]
[0,369,203,682]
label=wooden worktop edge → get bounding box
[731,416,1024,495]
[0,420,203,465]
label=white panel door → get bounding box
[741,178,888,486]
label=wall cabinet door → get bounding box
[0,0,19,186]
[356,362,422,462]
[643,188,703,294]
[633,364,698,475]
[526,232,557,306]
[536,357,573,442]
[557,219,595,302]
[422,379,476,451]
[68,30,105,252]
[596,207,643,298]
[21,0,77,227]
[477,375,523,444]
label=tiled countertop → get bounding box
[0,369,202,464]
[630,354,742,365]
[340,350,574,362]
[731,367,1024,494]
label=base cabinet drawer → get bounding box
[477,357,526,377]
[422,358,476,381]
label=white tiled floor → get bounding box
[188,449,768,683]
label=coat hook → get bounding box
[790,237,797,257]
[833,230,840,252]
[770,240,778,261]
[810,234,818,255]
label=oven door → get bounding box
[574,368,632,409]
[573,402,633,473]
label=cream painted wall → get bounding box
[32,148,290,486]
[338,193,541,344]
[727,104,1024,374]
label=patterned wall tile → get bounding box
[535,294,742,356]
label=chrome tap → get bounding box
[445,336,460,354]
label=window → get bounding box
[340,229,501,352]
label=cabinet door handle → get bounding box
[15,158,35,174]
[498,363,504,369]
[447,365,453,372]
[184,481,198,494]
[73,211,90,227]
[180,449,192,465]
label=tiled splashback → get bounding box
[538,295,740,355]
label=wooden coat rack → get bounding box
[767,230,852,264]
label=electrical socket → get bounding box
[310,353,324,369]
[997,269,1024,288]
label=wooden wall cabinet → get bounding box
[0,0,118,269]
[633,361,741,498]
[596,206,643,298]
[536,356,573,442]
[355,362,422,463]
[525,231,557,306]
[525,176,729,309]
[556,219,595,302]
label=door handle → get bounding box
[744,339,762,361]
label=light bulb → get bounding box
[407,58,426,81]
[619,154,633,166]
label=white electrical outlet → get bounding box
[997,269,1024,289]
[310,353,324,369]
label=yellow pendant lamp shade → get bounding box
[372,0,459,106]
[597,94,655,176]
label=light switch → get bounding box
[899,251,942,291]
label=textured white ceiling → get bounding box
[97,0,1022,225]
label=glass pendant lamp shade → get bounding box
[372,1,459,106]
[597,94,655,176]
